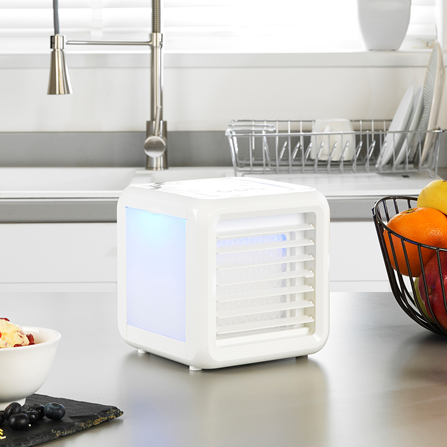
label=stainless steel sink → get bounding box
[0,167,235,198]
[0,168,138,198]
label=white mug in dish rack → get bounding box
[311,119,355,162]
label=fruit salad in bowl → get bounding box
[0,318,35,348]
[0,318,61,410]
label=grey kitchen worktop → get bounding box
[0,168,443,223]
[3,291,447,447]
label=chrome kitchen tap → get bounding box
[48,0,168,170]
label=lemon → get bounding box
[417,179,447,215]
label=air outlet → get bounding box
[216,217,316,341]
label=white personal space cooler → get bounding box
[117,177,330,370]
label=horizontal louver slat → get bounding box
[216,253,314,270]
[216,224,314,240]
[216,269,314,286]
[217,284,314,302]
[216,299,314,318]
[216,239,314,254]
[216,315,314,335]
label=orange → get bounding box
[384,207,447,277]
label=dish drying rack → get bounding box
[225,119,444,177]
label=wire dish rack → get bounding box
[373,196,447,336]
[226,119,444,177]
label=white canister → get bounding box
[358,0,411,51]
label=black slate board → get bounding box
[0,394,123,447]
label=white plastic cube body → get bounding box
[117,177,330,370]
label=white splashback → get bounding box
[0,62,435,133]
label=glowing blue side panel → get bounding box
[126,207,186,342]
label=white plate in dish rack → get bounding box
[394,86,424,166]
[376,85,414,168]
[418,43,445,164]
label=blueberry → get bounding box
[24,410,40,424]
[44,402,65,421]
[9,413,30,431]
[4,402,22,420]
[27,404,45,420]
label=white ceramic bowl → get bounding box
[0,327,61,410]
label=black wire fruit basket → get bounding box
[373,196,447,336]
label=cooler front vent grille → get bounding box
[215,220,316,341]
